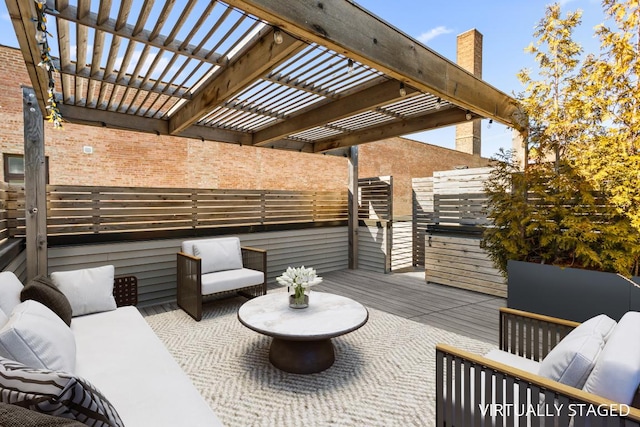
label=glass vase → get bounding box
[288,285,310,309]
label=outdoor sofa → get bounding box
[177,236,267,321]
[436,307,640,426]
[0,267,223,426]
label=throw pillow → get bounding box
[0,357,123,427]
[538,314,616,389]
[0,272,24,316]
[0,300,75,373]
[583,311,640,405]
[193,238,243,274]
[20,275,73,326]
[50,265,116,317]
[0,403,86,427]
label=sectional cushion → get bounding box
[0,300,75,373]
[0,272,24,316]
[0,309,7,328]
[0,357,123,427]
[20,275,73,326]
[583,311,640,404]
[538,314,616,389]
[193,238,243,274]
[51,266,116,317]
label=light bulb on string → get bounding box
[273,29,283,45]
[435,97,442,110]
[399,82,407,97]
[487,119,493,129]
[347,58,354,75]
[465,111,472,121]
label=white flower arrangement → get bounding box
[276,266,323,301]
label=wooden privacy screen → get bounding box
[7,185,348,238]
[0,182,9,245]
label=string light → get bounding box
[33,0,63,128]
[465,110,472,121]
[487,119,493,129]
[347,58,354,75]
[399,82,407,97]
[273,29,283,45]
[435,97,442,109]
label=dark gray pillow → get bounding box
[0,403,85,427]
[20,275,72,326]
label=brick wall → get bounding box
[0,44,489,216]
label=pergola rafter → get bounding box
[6,0,522,156]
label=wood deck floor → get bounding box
[141,268,506,344]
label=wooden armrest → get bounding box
[436,343,640,423]
[177,251,200,262]
[499,307,579,361]
[113,275,137,307]
[241,246,267,254]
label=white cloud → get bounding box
[417,26,454,43]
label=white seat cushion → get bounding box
[201,268,264,295]
[51,265,117,317]
[72,306,222,427]
[484,349,541,374]
[0,300,76,372]
[538,314,616,389]
[583,311,640,405]
[0,271,24,316]
[192,238,243,274]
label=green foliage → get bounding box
[484,150,639,276]
[484,2,640,277]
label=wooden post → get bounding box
[348,146,359,269]
[23,87,47,280]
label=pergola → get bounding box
[5,0,522,278]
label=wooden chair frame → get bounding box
[176,246,267,321]
[436,307,640,426]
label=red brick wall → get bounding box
[0,44,489,216]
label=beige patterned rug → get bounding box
[144,295,496,427]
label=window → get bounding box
[3,154,49,184]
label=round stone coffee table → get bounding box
[238,292,369,374]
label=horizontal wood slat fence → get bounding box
[0,182,9,246]
[7,185,348,239]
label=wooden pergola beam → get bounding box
[252,79,419,146]
[168,29,306,135]
[6,0,50,113]
[223,0,522,129]
[60,104,252,145]
[314,108,472,153]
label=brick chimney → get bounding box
[455,29,482,156]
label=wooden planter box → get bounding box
[507,260,640,322]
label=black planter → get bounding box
[507,260,640,322]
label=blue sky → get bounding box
[0,0,606,157]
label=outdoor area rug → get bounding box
[144,296,496,427]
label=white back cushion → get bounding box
[538,314,616,389]
[51,265,117,317]
[583,311,640,404]
[193,238,243,274]
[0,300,76,372]
[0,271,24,316]
[0,308,7,328]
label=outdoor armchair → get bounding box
[177,237,267,321]
[436,307,640,426]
